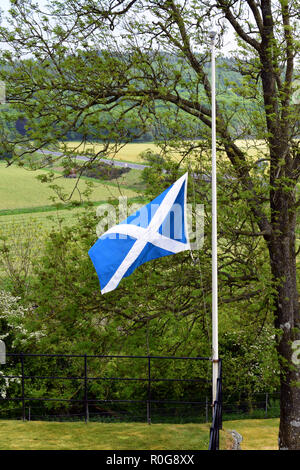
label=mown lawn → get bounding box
[0,420,220,450]
[223,418,279,450]
[0,418,280,450]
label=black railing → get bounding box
[1,352,213,421]
[208,360,222,450]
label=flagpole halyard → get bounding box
[210,29,219,404]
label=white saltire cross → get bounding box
[101,172,190,293]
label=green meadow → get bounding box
[0,157,145,268]
[0,161,139,211]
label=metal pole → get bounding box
[147,356,151,425]
[210,29,219,404]
[0,340,6,364]
[20,353,26,421]
[84,354,89,423]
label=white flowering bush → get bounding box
[0,290,44,348]
[0,290,44,401]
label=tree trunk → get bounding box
[267,192,300,450]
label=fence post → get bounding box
[0,340,6,364]
[84,354,89,423]
[219,360,222,429]
[147,356,151,425]
[265,392,268,418]
[205,396,209,423]
[20,353,25,421]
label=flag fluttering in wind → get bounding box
[89,172,190,294]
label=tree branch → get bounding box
[246,0,264,34]
[217,0,261,51]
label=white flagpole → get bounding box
[209,29,219,403]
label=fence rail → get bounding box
[0,352,214,432]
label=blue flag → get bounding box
[89,172,190,294]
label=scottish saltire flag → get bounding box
[89,172,190,294]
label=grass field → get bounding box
[62,140,268,164]
[61,141,162,164]
[223,419,279,450]
[0,420,215,450]
[0,160,147,267]
[0,207,88,234]
[0,418,279,450]
[0,162,139,211]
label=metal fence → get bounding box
[222,391,280,419]
[0,352,214,426]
